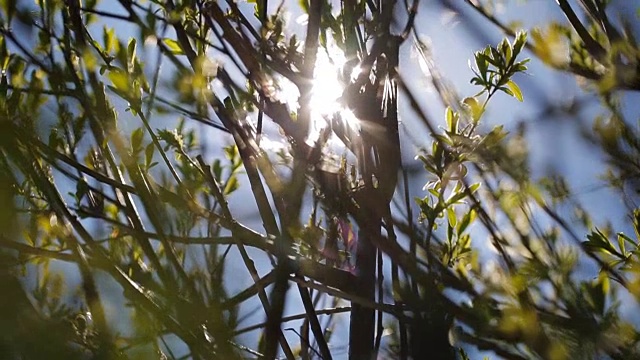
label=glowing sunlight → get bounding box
[309,50,346,116]
[269,39,361,149]
[307,43,361,144]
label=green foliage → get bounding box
[470,30,529,103]
[2,0,640,360]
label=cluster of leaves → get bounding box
[470,30,529,104]
[416,33,529,271]
[416,1,640,359]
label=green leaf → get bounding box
[1,0,16,24]
[158,129,184,150]
[145,143,155,167]
[490,47,502,64]
[433,134,453,146]
[447,207,457,228]
[447,191,466,205]
[447,217,454,244]
[586,274,609,315]
[458,209,476,236]
[506,80,523,102]
[617,232,636,246]
[212,159,222,179]
[475,51,489,76]
[131,127,144,153]
[457,234,471,255]
[499,38,512,64]
[0,35,8,70]
[584,228,619,256]
[103,26,116,52]
[512,31,527,58]
[223,176,239,195]
[108,68,130,93]
[462,97,483,123]
[617,233,626,256]
[162,38,185,55]
[468,183,481,194]
[127,38,137,68]
[224,145,238,162]
[445,107,457,133]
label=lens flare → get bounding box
[270,39,360,148]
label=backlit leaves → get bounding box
[4,1,640,359]
[470,30,529,102]
[162,38,185,55]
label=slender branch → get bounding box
[196,156,294,359]
[556,0,607,62]
[234,307,351,335]
[297,276,333,360]
[80,7,132,21]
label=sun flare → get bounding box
[309,50,346,116]
[306,44,362,145]
[269,40,361,148]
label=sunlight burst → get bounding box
[306,43,361,145]
[309,50,346,116]
[271,40,361,147]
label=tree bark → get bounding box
[349,216,379,360]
